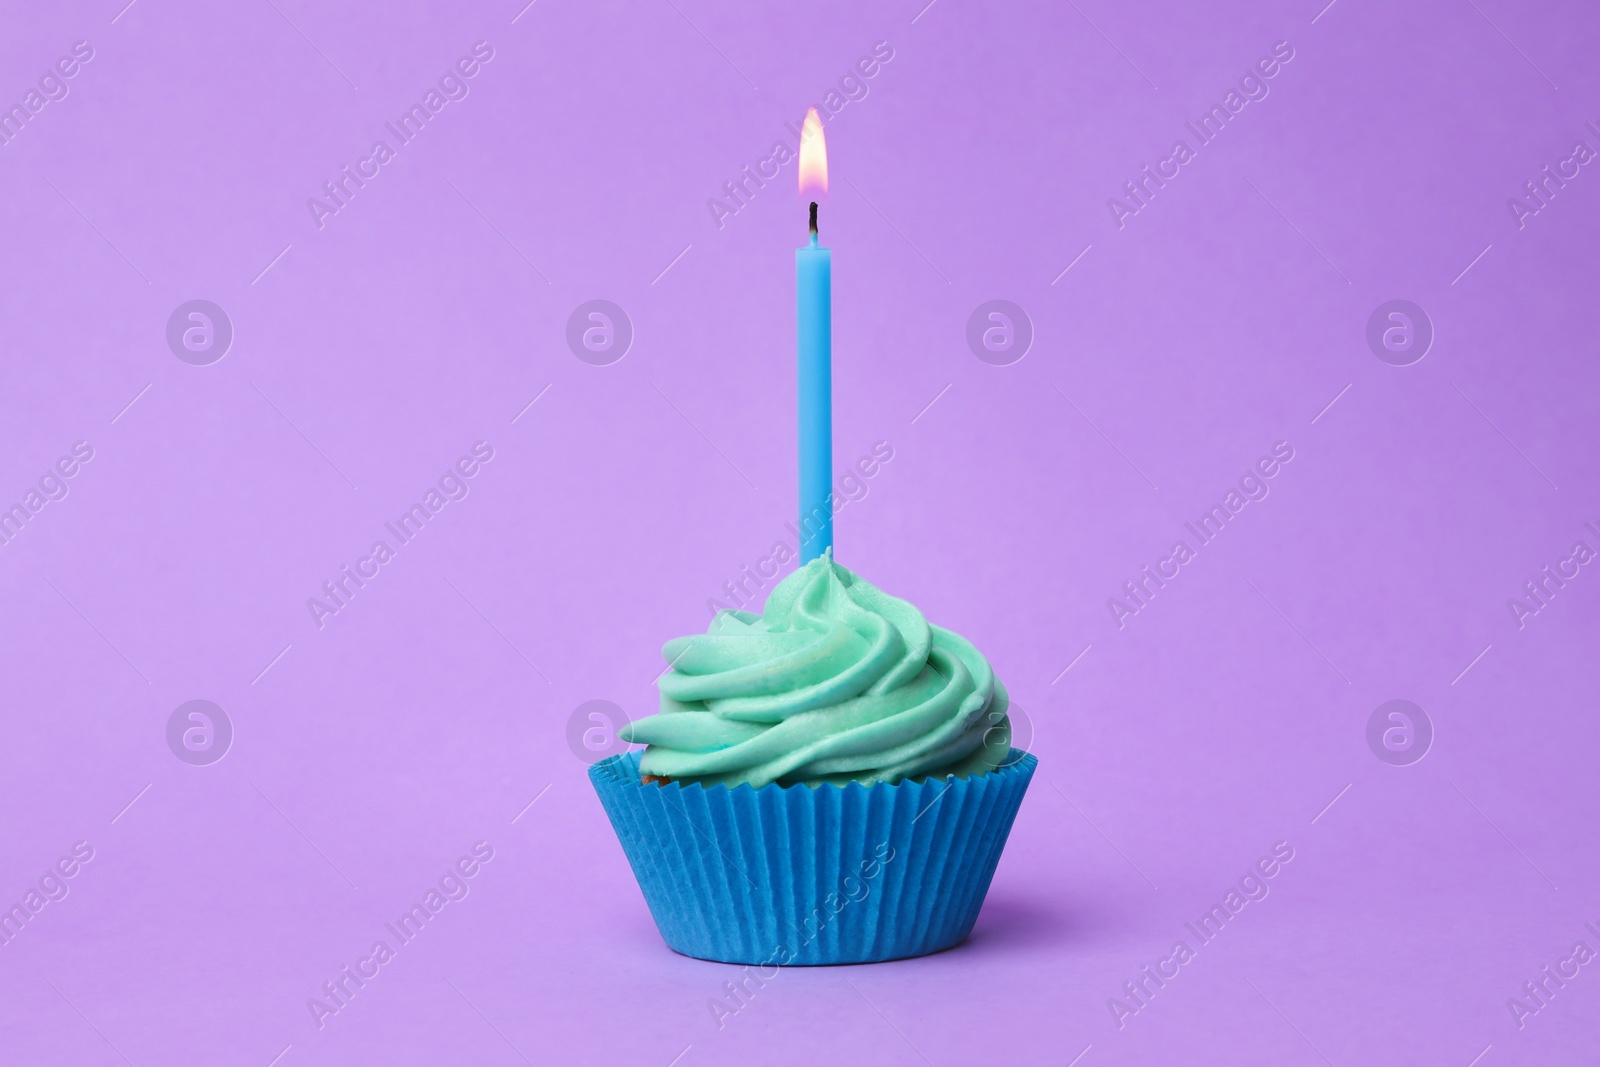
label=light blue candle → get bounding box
[796,214,832,563]
[796,108,832,563]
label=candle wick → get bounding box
[808,201,818,238]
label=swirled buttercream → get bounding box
[620,556,1010,787]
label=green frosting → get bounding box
[620,556,1010,788]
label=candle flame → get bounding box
[797,107,827,199]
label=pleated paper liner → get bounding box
[590,748,1036,965]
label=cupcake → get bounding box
[589,555,1035,964]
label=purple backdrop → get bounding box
[3,0,1598,1064]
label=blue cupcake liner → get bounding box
[589,749,1036,965]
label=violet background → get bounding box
[2,0,1598,1063]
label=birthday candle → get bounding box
[796,107,832,563]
